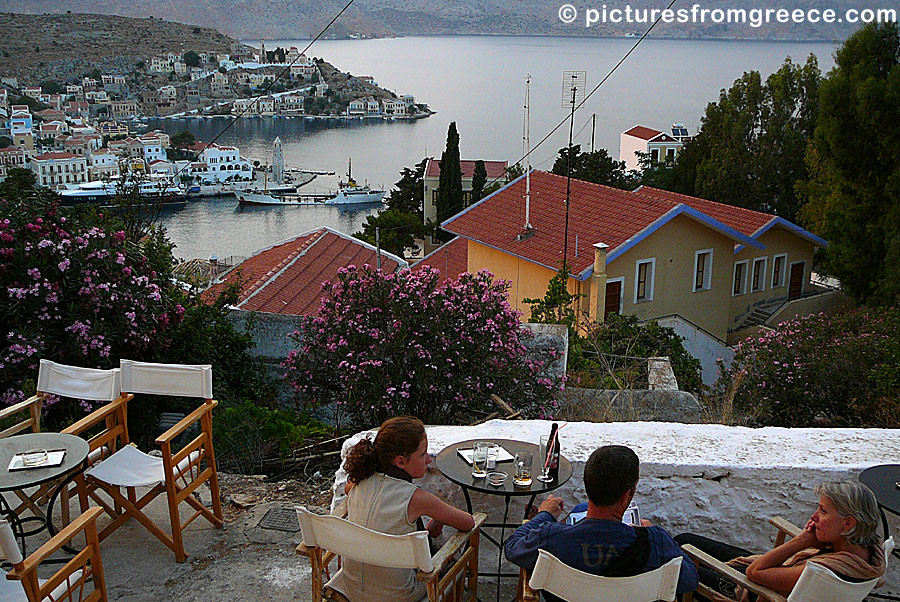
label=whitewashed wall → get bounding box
[332,420,900,595]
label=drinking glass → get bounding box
[513,451,533,486]
[22,449,48,467]
[536,435,553,482]
[471,441,489,478]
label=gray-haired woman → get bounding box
[675,480,886,601]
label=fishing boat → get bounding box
[237,159,384,206]
[58,176,188,207]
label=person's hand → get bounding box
[792,520,824,549]
[538,495,564,519]
[640,519,654,527]
[426,517,444,538]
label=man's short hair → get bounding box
[584,445,639,506]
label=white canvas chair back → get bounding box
[120,360,212,398]
[297,506,433,572]
[528,550,682,602]
[786,561,878,602]
[37,360,121,401]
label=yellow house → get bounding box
[440,170,828,343]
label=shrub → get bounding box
[283,265,562,429]
[719,307,900,427]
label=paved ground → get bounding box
[14,475,519,602]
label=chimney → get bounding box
[590,243,608,323]
[208,255,219,283]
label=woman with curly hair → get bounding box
[332,416,474,602]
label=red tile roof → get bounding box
[632,186,773,236]
[442,171,678,277]
[32,152,81,161]
[412,237,468,284]
[425,158,508,180]
[441,171,790,277]
[622,125,662,140]
[202,227,407,316]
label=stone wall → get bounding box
[331,420,900,595]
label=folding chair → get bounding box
[2,361,123,534]
[1,507,107,602]
[682,517,894,602]
[65,360,223,563]
[0,393,42,439]
[517,549,682,602]
[296,506,487,602]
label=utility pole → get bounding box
[591,113,596,153]
[561,70,586,320]
[375,227,381,270]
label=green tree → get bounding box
[436,122,462,241]
[0,168,52,203]
[798,23,900,305]
[183,50,201,68]
[692,56,820,221]
[39,80,64,94]
[0,136,11,148]
[387,158,426,217]
[353,209,426,259]
[523,263,581,334]
[274,47,286,63]
[470,160,487,204]
[551,145,635,190]
[171,130,196,149]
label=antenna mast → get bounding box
[561,70,586,295]
[523,75,533,231]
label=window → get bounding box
[666,148,676,162]
[634,258,656,303]
[733,260,748,295]
[751,257,767,293]
[650,148,659,163]
[693,249,713,292]
[772,254,787,288]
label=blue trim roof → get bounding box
[734,217,829,253]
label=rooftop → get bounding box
[425,158,509,180]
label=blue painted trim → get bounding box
[734,217,829,253]
[606,204,763,266]
[440,171,529,229]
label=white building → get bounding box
[347,99,366,116]
[0,146,28,182]
[619,124,687,171]
[256,96,275,116]
[365,97,381,115]
[88,151,120,181]
[186,142,253,183]
[30,152,88,189]
[382,99,407,116]
[276,93,304,116]
[22,87,42,100]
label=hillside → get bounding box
[1,0,895,40]
[0,12,243,80]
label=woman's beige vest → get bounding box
[330,472,426,602]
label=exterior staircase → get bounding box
[736,298,786,330]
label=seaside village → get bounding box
[2,22,900,602]
[0,42,419,193]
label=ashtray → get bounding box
[22,449,48,467]
[487,471,507,487]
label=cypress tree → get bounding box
[470,160,487,205]
[437,122,462,241]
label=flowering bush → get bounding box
[719,308,900,427]
[0,196,180,423]
[283,265,562,428]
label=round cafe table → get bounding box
[0,433,90,559]
[859,465,900,552]
[435,438,573,601]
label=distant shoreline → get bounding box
[245,33,845,45]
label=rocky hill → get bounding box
[0,12,243,81]
[1,0,897,40]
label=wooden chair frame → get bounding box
[1,394,47,519]
[298,512,487,602]
[61,385,223,563]
[4,506,108,602]
[681,517,888,602]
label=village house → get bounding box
[365,97,381,115]
[619,124,688,171]
[0,88,8,110]
[0,146,28,182]
[81,77,98,91]
[346,98,366,116]
[289,54,316,80]
[275,94,304,116]
[108,101,139,119]
[256,96,275,116]
[100,75,127,95]
[66,85,85,101]
[184,142,252,183]
[210,71,230,97]
[38,94,65,110]
[439,170,832,349]
[85,90,109,104]
[30,152,88,189]
[10,108,34,151]
[88,151,120,181]
[22,86,42,100]
[37,122,68,148]
[382,99,407,116]
[97,121,129,137]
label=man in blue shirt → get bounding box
[504,445,698,601]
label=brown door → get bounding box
[605,280,621,318]
[788,262,804,300]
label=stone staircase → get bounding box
[736,298,786,330]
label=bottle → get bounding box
[548,423,560,481]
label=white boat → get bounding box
[58,176,187,206]
[237,159,384,206]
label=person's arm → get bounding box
[744,523,822,595]
[504,495,565,570]
[408,488,475,533]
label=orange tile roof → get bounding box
[412,237,468,284]
[202,227,406,316]
[622,125,663,140]
[632,186,773,236]
[425,158,508,179]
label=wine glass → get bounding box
[536,435,553,482]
